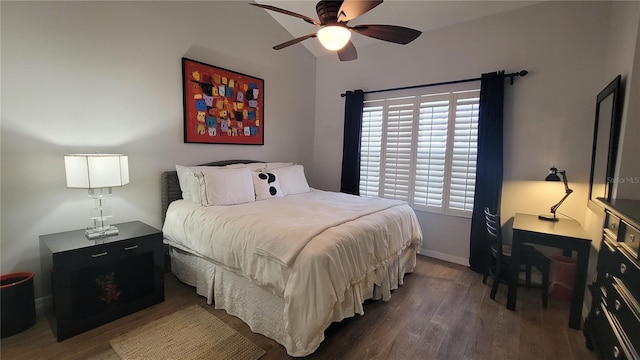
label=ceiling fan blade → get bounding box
[337,41,357,61]
[273,33,317,50]
[350,24,422,44]
[250,3,320,26]
[337,0,383,23]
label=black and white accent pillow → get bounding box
[252,171,283,200]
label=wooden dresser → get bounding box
[584,199,640,360]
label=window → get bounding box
[359,89,480,218]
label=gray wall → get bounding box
[614,4,640,200]
[582,2,640,309]
[1,1,317,298]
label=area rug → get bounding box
[110,305,265,360]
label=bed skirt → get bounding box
[168,243,419,356]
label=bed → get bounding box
[161,160,423,356]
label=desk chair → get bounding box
[482,207,551,308]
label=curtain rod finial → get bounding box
[518,70,528,76]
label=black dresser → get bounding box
[584,199,640,360]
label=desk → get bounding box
[507,213,592,329]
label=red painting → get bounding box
[182,58,264,145]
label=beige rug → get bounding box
[110,305,265,360]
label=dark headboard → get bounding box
[161,160,263,224]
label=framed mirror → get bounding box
[588,75,623,207]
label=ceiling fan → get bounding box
[250,0,422,61]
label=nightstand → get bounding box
[40,221,164,341]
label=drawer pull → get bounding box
[620,263,626,274]
[614,300,621,311]
[124,245,139,251]
[630,234,636,243]
[595,308,601,316]
[91,252,108,258]
[613,346,620,359]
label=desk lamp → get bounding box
[539,166,573,222]
[64,154,129,239]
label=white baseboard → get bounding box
[418,249,469,266]
[418,249,546,283]
[36,295,51,317]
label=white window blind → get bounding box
[448,93,480,215]
[413,95,450,212]
[381,98,415,202]
[359,89,480,218]
[359,103,383,197]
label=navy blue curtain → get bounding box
[469,71,505,274]
[340,90,365,195]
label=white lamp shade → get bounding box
[64,154,129,189]
[317,26,351,51]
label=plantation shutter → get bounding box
[412,94,450,212]
[359,101,384,197]
[358,87,480,218]
[448,91,480,215]
[381,97,415,202]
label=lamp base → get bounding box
[85,226,119,240]
[538,214,560,222]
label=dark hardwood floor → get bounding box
[1,255,596,359]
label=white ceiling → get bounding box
[254,0,541,57]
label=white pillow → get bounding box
[176,163,248,203]
[252,170,284,200]
[275,165,310,195]
[175,165,192,200]
[195,167,255,206]
[224,163,249,169]
[245,162,267,172]
[264,162,294,171]
[176,165,206,203]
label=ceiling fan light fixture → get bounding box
[251,1,421,61]
[317,26,351,51]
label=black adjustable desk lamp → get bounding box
[539,166,573,222]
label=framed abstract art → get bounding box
[182,58,264,145]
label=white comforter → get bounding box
[163,189,423,355]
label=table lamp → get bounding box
[64,154,129,239]
[539,166,573,222]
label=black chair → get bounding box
[482,207,551,308]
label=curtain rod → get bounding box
[340,70,528,97]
